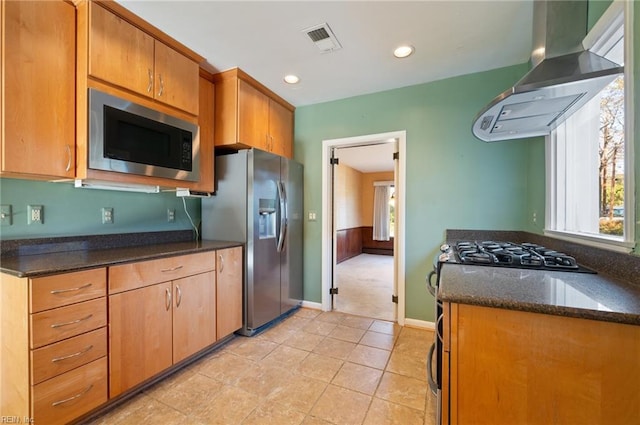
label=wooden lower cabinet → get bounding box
[109,271,217,397]
[108,282,173,397]
[444,302,640,424]
[0,269,108,425]
[32,358,108,425]
[216,247,243,339]
[108,250,240,397]
[173,271,217,363]
[1,249,242,422]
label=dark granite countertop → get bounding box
[0,231,243,278]
[439,229,640,326]
[439,264,640,325]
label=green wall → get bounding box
[588,0,614,31]
[294,63,537,322]
[635,0,639,255]
[0,178,200,239]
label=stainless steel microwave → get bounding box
[88,88,200,182]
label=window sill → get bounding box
[543,229,635,253]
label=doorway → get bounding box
[321,131,406,325]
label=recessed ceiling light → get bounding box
[284,75,300,84]
[393,45,414,58]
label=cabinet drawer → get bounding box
[109,251,216,293]
[30,268,106,313]
[31,327,107,385]
[32,357,107,425]
[30,298,107,349]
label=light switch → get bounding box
[308,211,317,221]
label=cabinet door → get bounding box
[154,41,199,115]
[269,99,294,159]
[216,247,243,339]
[238,79,270,151]
[2,0,75,178]
[89,3,154,98]
[109,283,172,397]
[172,271,216,363]
[193,76,215,192]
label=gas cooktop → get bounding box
[445,240,596,274]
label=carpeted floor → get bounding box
[335,253,395,321]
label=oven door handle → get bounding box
[427,342,438,395]
[426,270,437,297]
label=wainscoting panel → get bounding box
[336,227,362,263]
[361,226,393,256]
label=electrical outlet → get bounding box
[0,205,12,226]
[102,207,114,224]
[27,205,43,225]
[167,209,176,222]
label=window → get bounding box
[373,182,394,241]
[545,2,634,252]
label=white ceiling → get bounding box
[116,1,534,107]
[335,142,397,173]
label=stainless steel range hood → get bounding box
[472,0,623,142]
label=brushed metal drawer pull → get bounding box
[147,68,153,93]
[65,144,72,172]
[51,384,93,407]
[50,283,93,295]
[175,285,182,307]
[51,345,94,363]
[160,265,183,273]
[50,314,93,329]
[157,73,164,97]
[219,254,224,273]
[165,287,172,311]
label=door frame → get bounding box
[321,130,407,325]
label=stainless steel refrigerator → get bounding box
[201,149,303,336]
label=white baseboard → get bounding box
[403,318,435,330]
[300,300,323,310]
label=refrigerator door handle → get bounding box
[276,181,287,252]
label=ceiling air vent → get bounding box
[302,23,342,53]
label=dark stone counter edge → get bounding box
[0,230,196,256]
[0,231,243,278]
[439,294,640,326]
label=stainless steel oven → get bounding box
[426,245,450,425]
[426,240,595,424]
[88,88,200,182]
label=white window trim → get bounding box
[544,0,635,253]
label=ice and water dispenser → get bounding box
[258,198,276,239]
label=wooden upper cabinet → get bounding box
[238,80,270,151]
[1,0,75,179]
[269,98,294,158]
[88,3,154,98]
[213,68,295,159]
[154,41,199,114]
[87,2,199,115]
[194,73,215,193]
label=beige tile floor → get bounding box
[88,308,436,425]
